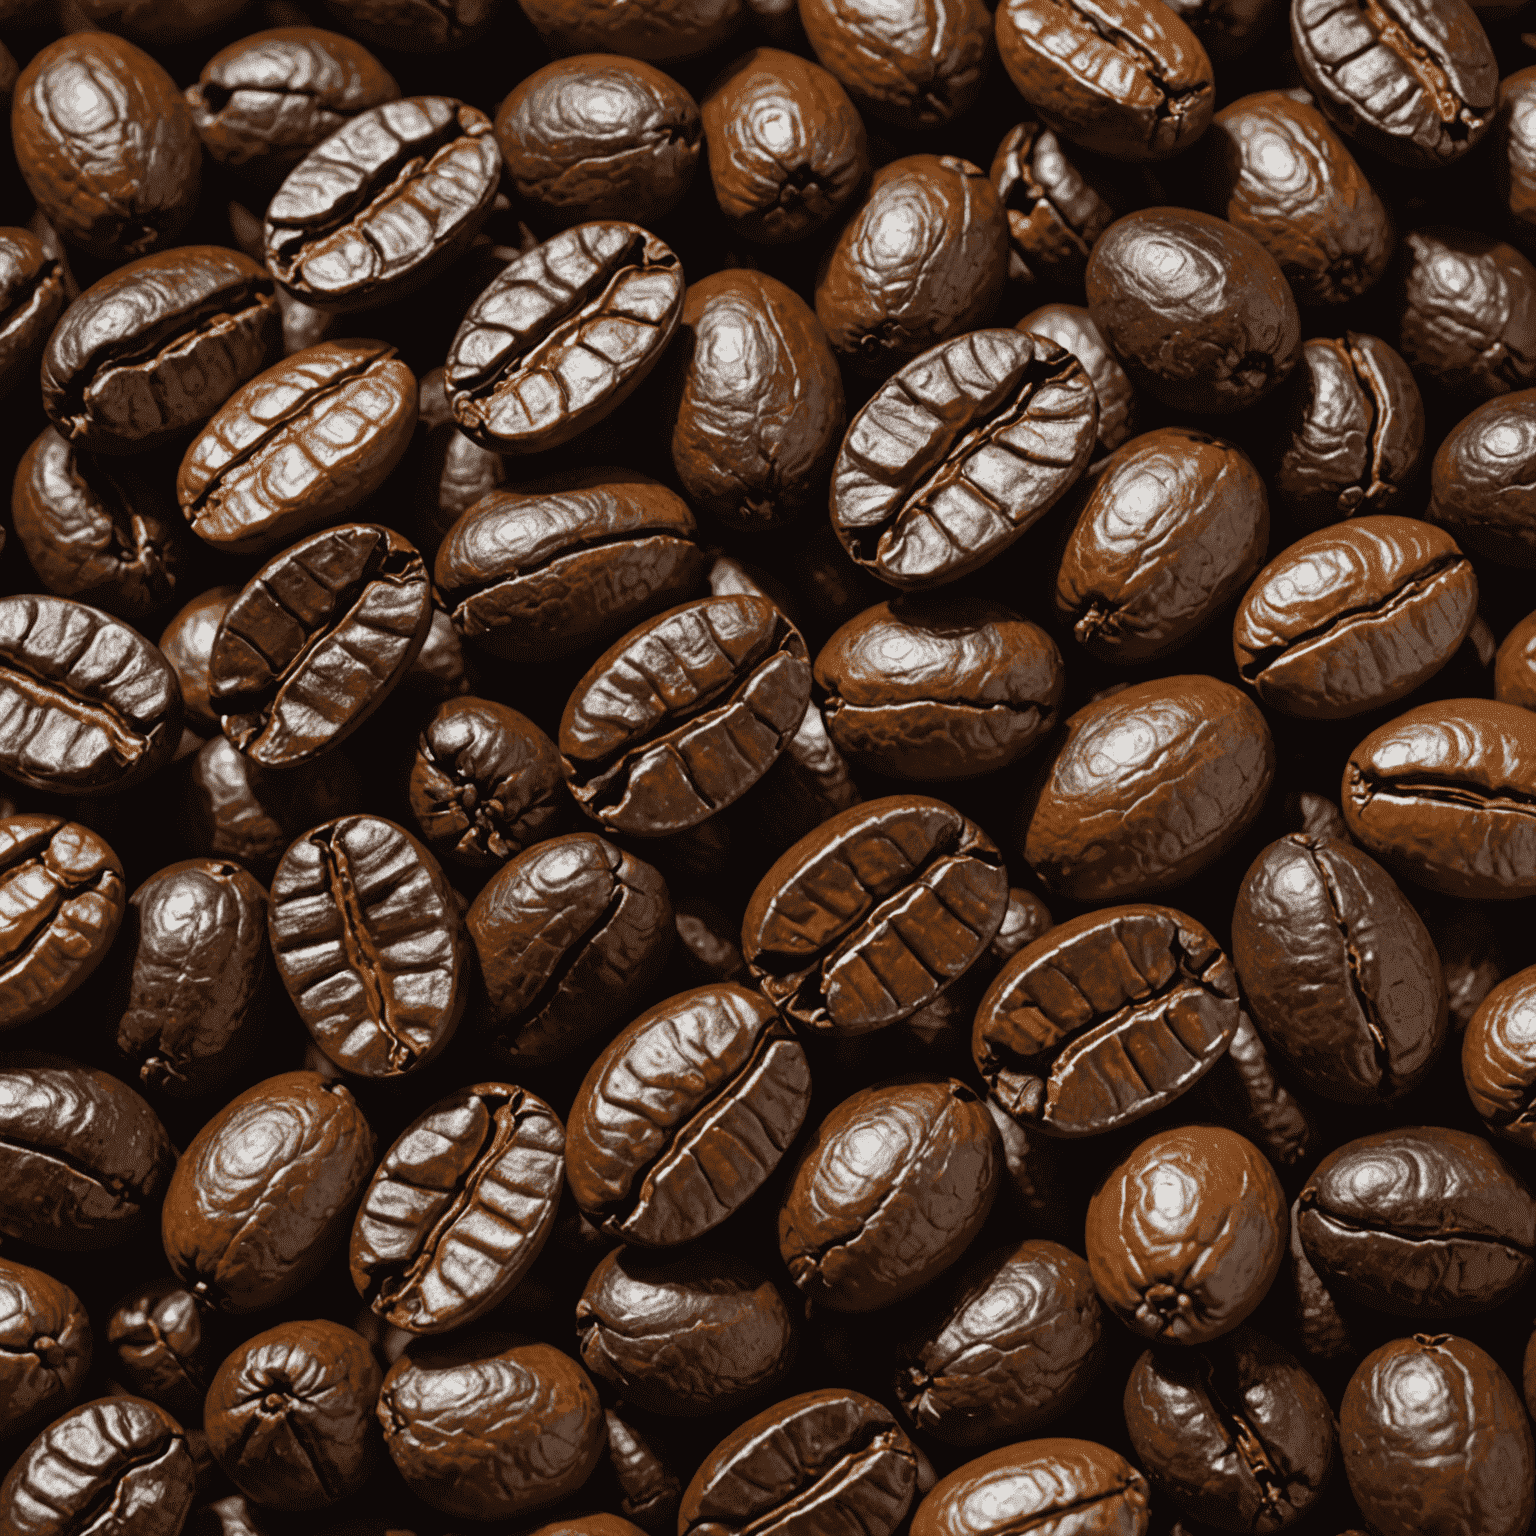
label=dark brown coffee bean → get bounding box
[447,222,685,453]
[178,339,419,556]
[0,1258,91,1443]
[0,1057,174,1250]
[321,0,496,50]
[350,1083,564,1334]
[0,596,184,796]
[106,1278,211,1420]
[681,1389,918,1536]
[518,0,746,60]
[68,0,246,45]
[41,246,282,457]
[0,814,124,1030]
[830,329,1097,590]
[1463,966,1536,1148]
[1194,1012,1316,1173]
[605,1409,681,1531]
[161,1070,375,1313]
[265,97,499,312]
[158,586,238,736]
[0,227,66,400]
[209,523,432,768]
[566,982,812,1247]
[1428,389,1536,565]
[743,795,1007,1035]
[1018,302,1138,454]
[12,34,201,260]
[1499,66,1536,258]
[1423,899,1506,1035]
[976,904,1240,1138]
[1298,1126,1536,1316]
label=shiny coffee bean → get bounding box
[0,227,66,400]
[0,1258,91,1443]
[321,0,496,51]
[106,1278,212,1420]
[566,983,811,1246]
[605,1408,682,1530]
[1464,967,1536,1148]
[1500,66,1536,258]
[1428,388,1536,565]
[975,904,1240,1138]
[1017,303,1138,455]
[158,586,238,735]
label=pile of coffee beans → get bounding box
[3,0,1536,1532]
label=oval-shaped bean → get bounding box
[975,904,1240,1138]
[830,329,1097,591]
[1428,388,1536,565]
[1018,302,1138,455]
[565,983,812,1247]
[0,227,65,400]
[105,1278,212,1420]
[0,1259,91,1443]
[1464,967,1536,1148]
[447,221,685,453]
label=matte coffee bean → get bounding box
[265,97,500,311]
[209,523,432,768]
[467,833,673,1069]
[680,1389,918,1536]
[1428,389,1536,565]
[0,815,124,1030]
[106,1278,211,1420]
[1017,302,1138,454]
[975,904,1241,1138]
[447,222,685,453]
[161,1070,375,1312]
[1464,967,1536,1148]
[895,1239,1102,1447]
[830,329,1097,590]
[1086,1126,1286,1345]
[743,795,1008,1034]
[0,227,65,400]
[565,983,811,1246]
[1297,1127,1536,1316]
[576,1247,797,1416]
[350,1083,564,1334]
[779,1077,998,1312]
[0,1259,91,1443]
[0,1058,174,1250]
[1020,675,1275,901]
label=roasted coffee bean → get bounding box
[408,696,564,869]
[69,0,247,45]
[566,983,811,1246]
[162,1070,375,1313]
[1428,389,1536,565]
[1020,675,1275,901]
[1500,67,1536,258]
[779,1077,998,1312]
[895,1239,1101,1447]
[467,833,673,1069]
[269,814,466,1078]
[1397,227,1536,399]
[0,1058,174,1250]
[1273,333,1425,529]
[815,156,1008,379]
[680,1388,918,1536]
[447,222,685,453]
[1292,0,1496,168]
[436,471,705,663]
[975,904,1240,1138]
[178,339,418,556]
[830,329,1097,590]
[1055,428,1268,664]
[1463,966,1536,1148]
[1297,1126,1536,1316]
[158,586,239,736]
[0,1396,195,1536]
[205,1319,380,1511]
[1086,1126,1286,1345]
[1342,698,1536,899]
[911,1438,1149,1536]
[265,97,499,312]
[1017,303,1138,454]
[995,0,1214,162]
[0,814,124,1030]
[1234,517,1477,719]
[411,366,508,556]
[700,50,865,243]
[350,1083,564,1335]
[1087,208,1301,413]
[743,795,1008,1034]
[186,28,400,186]
[988,887,1054,970]
[12,427,182,622]
[1195,1011,1316,1174]
[0,595,184,797]
[183,734,361,877]
[106,1278,211,1420]
[799,0,988,127]
[576,1247,797,1416]
[559,595,811,837]
[321,0,496,50]
[40,246,282,457]
[0,227,65,400]
[1202,91,1394,306]
[0,1259,91,1443]
[209,523,432,768]
[377,1337,606,1520]
[1123,1327,1335,1532]
[1342,1334,1534,1536]
[814,598,1062,781]
[517,0,746,59]
[115,858,270,1098]
[12,34,201,261]
[606,1409,681,1530]
[497,56,701,229]
[667,269,845,532]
